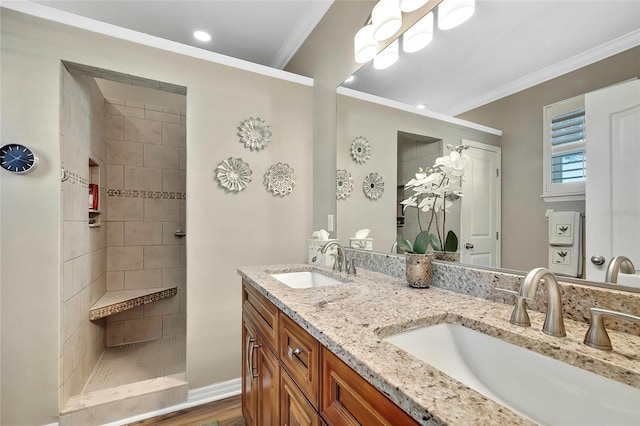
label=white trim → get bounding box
[103,378,242,426]
[447,29,640,116]
[270,1,333,69]
[1,1,313,87]
[541,193,586,203]
[337,87,503,136]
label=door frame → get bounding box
[460,139,502,267]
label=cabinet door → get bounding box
[242,316,259,426]
[258,342,280,426]
[281,369,319,426]
[320,348,419,426]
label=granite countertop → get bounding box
[238,264,640,425]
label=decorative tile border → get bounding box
[89,287,177,320]
[63,169,90,188]
[107,189,186,199]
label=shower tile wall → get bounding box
[60,68,107,408]
[397,139,442,244]
[103,98,186,346]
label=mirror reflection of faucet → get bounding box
[604,256,636,283]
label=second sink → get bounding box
[384,322,640,425]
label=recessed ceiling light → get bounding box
[344,75,355,83]
[193,31,211,42]
[416,104,426,109]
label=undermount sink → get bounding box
[384,323,640,425]
[270,270,346,289]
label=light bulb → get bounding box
[373,39,399,70]
[402,12,433,53]
[372,0,402,41]
[438,0,475,30]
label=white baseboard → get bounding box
[104,377,242,426]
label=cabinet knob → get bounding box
[591,255,606,266]
[287,347,302,360]
[465,243,474,249]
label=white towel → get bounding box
[548,211,580,246]
[548,212,583,277]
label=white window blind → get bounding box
[542,95,586,202]
[550,108,586,183]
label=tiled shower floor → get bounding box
[83,334,186,393]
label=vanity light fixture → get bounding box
[373,39,399,70]
[437,0,475,30]
[400,0,429,13]
[372,0,403,41]
[193,30,212,42]
[402,11,433,53]
[354,24,378,63]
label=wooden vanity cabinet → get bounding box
[241,281,418,426]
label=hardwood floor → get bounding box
[127,394,244,426]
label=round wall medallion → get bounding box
[363,172,384,200]
[238,117,272,151]
[264,162,295,196]
[350,136,371,164]
[215,157,252,192]
[0,143,39,174]
[336,169,353,200]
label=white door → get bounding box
[585,80,640,281]
[460,140,501,267]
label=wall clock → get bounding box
[0,143,39,174]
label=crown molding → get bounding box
[1,1,314,87]
[337,86,503,136]
[270,1,333,69]
[447,29,640,116]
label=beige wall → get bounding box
[60,68,108,409]
[336,94,501,253]
[103,97,187,346]
[458,47,640,272]
[1,9,312,425]
[285,1,375,234]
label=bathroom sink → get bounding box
[270,271,346,289]
[384,323,640,425]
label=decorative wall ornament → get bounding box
[215,157,252,192]
[238,117,272,151]
[363,172,385,199]
[264,162,295,196]
[350,136,371,164]
[336,169,354,200]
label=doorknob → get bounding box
[591,255,606,266]
[465,243,474,249]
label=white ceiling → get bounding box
[32,0,334,69]
[25,1,640,116]
[345,1,640,115]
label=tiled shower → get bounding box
[60,63,187,423]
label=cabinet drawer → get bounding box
[243,281,278,351]
[279,313,320,408]
[281,369,319,426]
[320,348,419,426]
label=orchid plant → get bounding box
[396,144,470,254]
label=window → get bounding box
[542,95,586,202]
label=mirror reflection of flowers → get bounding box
[397,144,470,253]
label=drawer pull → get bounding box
[287,346,302,360]
[247,336,260,378]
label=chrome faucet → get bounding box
[604,256,635,283]
[515,267,566,337]
[321,241,355,274]
[584,307,640,351]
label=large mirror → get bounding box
[334,1,640,291]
